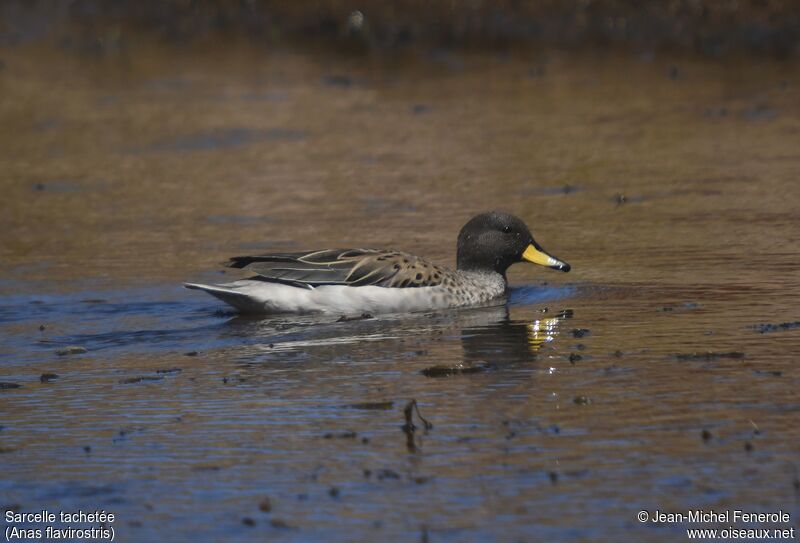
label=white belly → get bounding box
[186,271,506,316]
[205,281,456,315]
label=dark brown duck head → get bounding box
[456,211,571,277]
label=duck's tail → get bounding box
[184,282,268,314]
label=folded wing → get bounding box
[227,249,447,289]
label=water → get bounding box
[1,40,799,541]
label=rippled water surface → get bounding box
[1,40,799,542]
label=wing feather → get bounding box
[226,249,447,289]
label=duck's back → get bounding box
[227,248,448,289]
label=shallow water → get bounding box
[1,40,800,541]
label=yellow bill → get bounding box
[521,243,571,272]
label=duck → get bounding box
[185,211,570,316]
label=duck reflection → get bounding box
[458,304,572,366]
[220,289,573,368]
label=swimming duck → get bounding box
[185,211,570,315]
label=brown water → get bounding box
[1,39,800,542]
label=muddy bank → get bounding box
[2,0,800,56]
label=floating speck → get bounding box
[118,376,164,385]
[421,361,495,377]
[56,346,87,356]
[346,401,394,410]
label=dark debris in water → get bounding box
[661,302,699,312]
[675,351,745,361]
[376,469,401,480]
[56,346,88,356]
[402,399,433,453]
[116,426,145,440]
[522,185,582,197]
[753,320,800,334]
[753,369,782,377]
[420,361,495,377]
[118,375,165,384]
[701,429,713,442]
[573,395,592,405]
[337,312,374,322]
[155,367,182,374]
[191,464,222,472]
[32,180,86,193]
[571,328,590,338]
[345,401,394,410]
[613,193,648,205]
[0,382,22,390]
[39,373,59,383]
[323,431,358,439]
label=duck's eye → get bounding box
[502,225,512,233]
